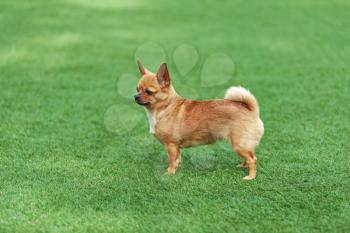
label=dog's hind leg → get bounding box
[230,140,257,180]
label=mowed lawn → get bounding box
[1,0,350,232]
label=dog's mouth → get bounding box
[135,100,150,106]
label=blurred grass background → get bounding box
[0,0,349,232]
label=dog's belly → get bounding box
[178,130,220,148]
[179,138,217,148]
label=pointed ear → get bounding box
[137,60,148,76]
[156,63,170,87]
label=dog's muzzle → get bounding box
[134,95,149,106]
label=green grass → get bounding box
[1,0,350,232]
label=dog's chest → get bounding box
[145,109,156,134]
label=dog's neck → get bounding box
[147,85,180,112]
[145,85,182,134]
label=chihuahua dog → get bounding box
[134,60,264,180]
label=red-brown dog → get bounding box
[134,61,264,180]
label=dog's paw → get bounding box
[165,167,176,175]
[236,163,248,168]
[243,175,256,181]
[164,171,175,176]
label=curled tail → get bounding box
[224,86,260,115]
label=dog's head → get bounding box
[134,60,174,108]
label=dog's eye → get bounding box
[145,89,153,95]
[136,87,139,92]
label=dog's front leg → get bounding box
[165,143,180,175]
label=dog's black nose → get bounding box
[134,95,140,101]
